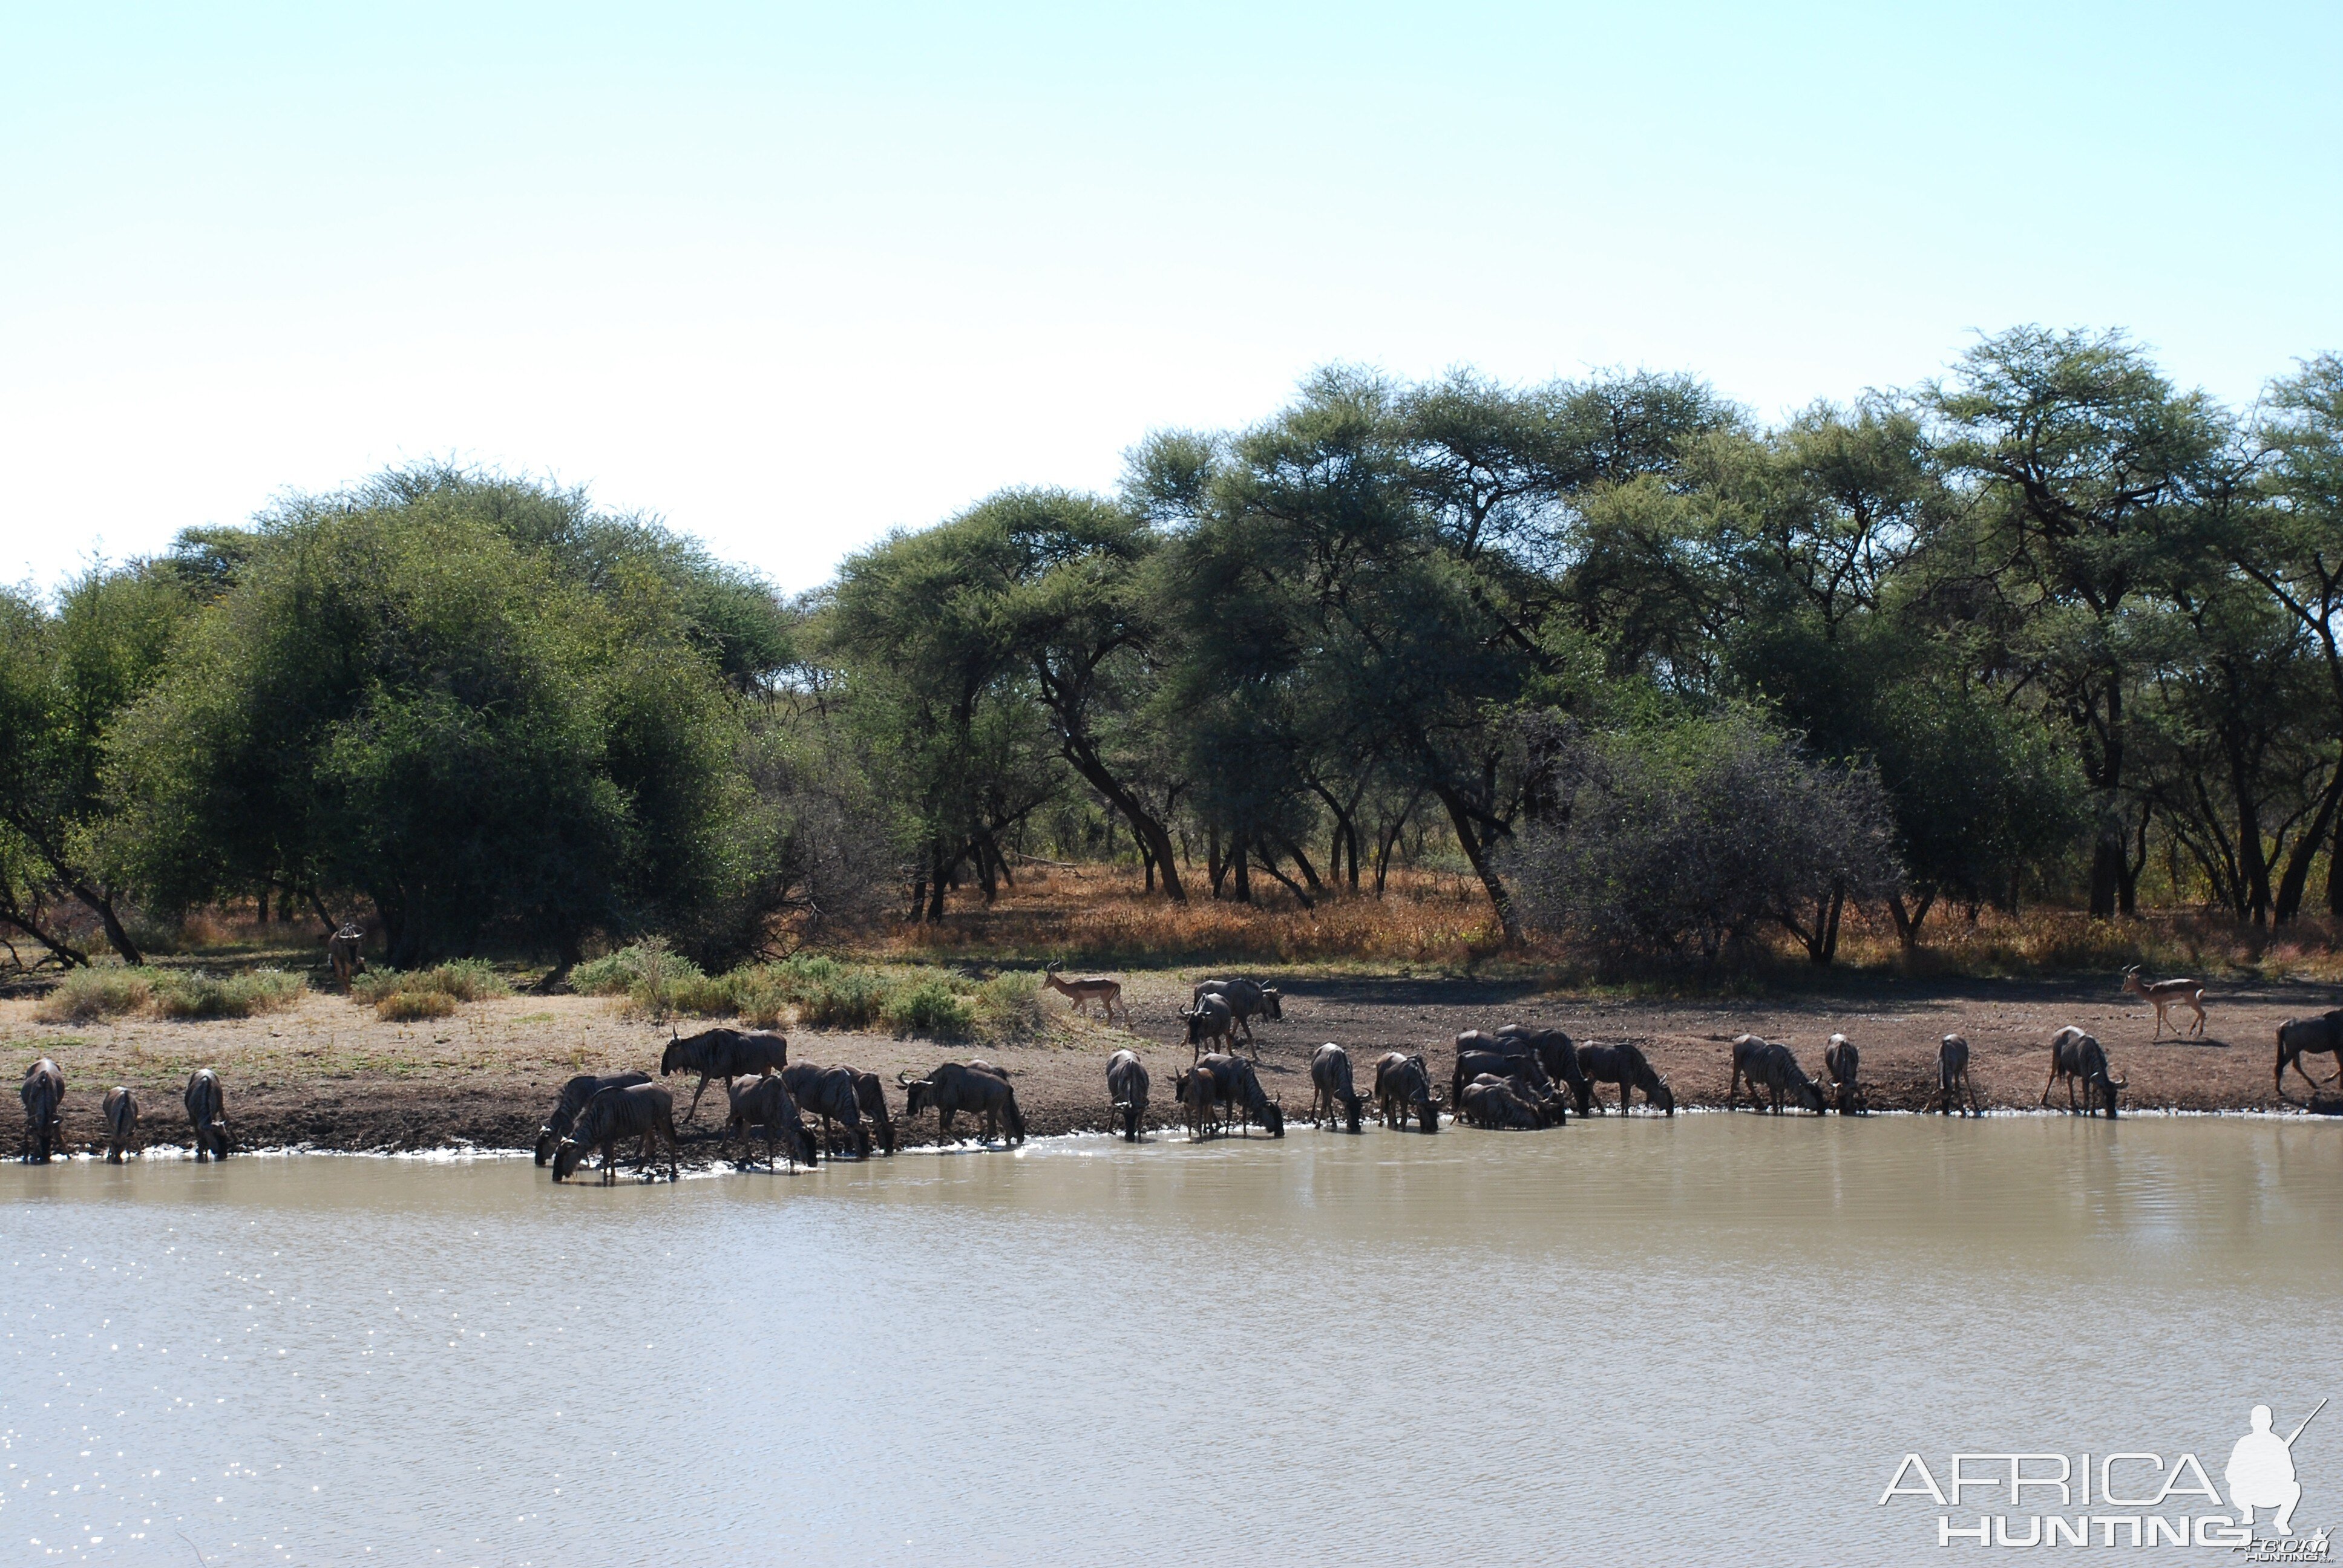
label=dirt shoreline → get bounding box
[7,970,2341,1159]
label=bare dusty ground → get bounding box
[5,969,2339,1160]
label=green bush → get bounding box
[34,967,156,1022]
[972,969,1044,1040]
[151,968,307,1020]
[351,959,513,1006]
[375,989,459,1021]
[881,978,977,1038]
[792,967,891,1030]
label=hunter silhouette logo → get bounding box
[2230,1399,2324,1537]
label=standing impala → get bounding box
[2123,965,2207,1039]
[1043,965,1124,1023]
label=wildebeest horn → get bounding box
[896,1071,914,1086]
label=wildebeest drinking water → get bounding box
[1372,1051,1440,1133]
[183,1068,231,1160]
[535,1071,654,1165]
[1451,1031,1567,1125]
[661,1027,789,1124]
[1309,1044,1363,1133]
[781,1062,873,1160]
[553,1082,681,1183]
[899,1062,1026,1146]
[100,1086,139,1162]
[1459,1075,1547,1130]
[1194,1053,1284,1137]
[2276,1011,2343,1102]
[1106,1049,1150,1142]
[2040,1026,2125,1119]
[1494,1024,1593,1119]
[1935,1034,1981,1117]
[1728,1036,1828,1116]
[1576,1042,1675,1116]
[724,1075,819,1170]
[21,1059,64,1163]
[1822,1033,1867,1116]
[1176,1066,1217,1140]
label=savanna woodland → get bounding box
[9,326,2343,981]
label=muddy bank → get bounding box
[4,970,2339,1158]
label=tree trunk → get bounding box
[1431,783,1519,941]
[1887,887,1936,952]
[925,844,948,923]
[0,897,88,968]
[1278,835,1323,893]
[2277,762,2343,924]
[1207,826,1226,899]
[1232,841,1251,904]
[1251,839,1315,909]
[1057,739,1186,901]
[71,883,144,966]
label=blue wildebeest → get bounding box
[1728,1036,1827,1116]
[1452,1032,1567,1125]
[1106,1049,1149,1142]
[781,1062,873,1160]
[21,1059,64,1163]
[1189,978,1283,1052]
[2039,1026,2124,1119]
[1372,1051,1440,1133]
[1309,1044,1363,1134]
[1459,1075,1546,1131]
[553,1082,681,1183]
[724,1074,819,1170]
[847,1070,897,1155]
[1180,995,1237,1063]
[1196,1053,1284,1137]
[1176,1066,1217,1140]
[184,1068,231,1160]
[1822,1033,1867,1116]
[661,1027,789,1124]
[1495,1024,1593,1119]
[2276,1011,2343,1102]
[1576,1042,1675,1116]
[535,1071,654,1165]
[1935,1034,1981,1117]
[899,1062,1027,1146]
[101,1086,139,1162]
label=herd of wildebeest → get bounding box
[16,969,2343,1175]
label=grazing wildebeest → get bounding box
[1106,1049,1150,1142]
[1452,1034,1567,1125]
[781,1062,873,1159]
[1728,1036,1827,1116]
[1460,1075,1546,1130]
[1044,966,1125,1023]
[100,1085,139,1162]
[724,1074,819,1170]
[1309,1044,1364,1134]
[661,1027,789,1124]
[1494,1024,1593,1118]
[2276,1011,2343,1102]
[1196,1053,1285,1137]
[1935,1034,1981,1117]
[183,1068,231,1160]
[1188,978,1283,1051]
[1822,1033,1866,1116]
[2040,1026,2124,1119]
[554,1082,681,1183]
[1372,1051,1441,1133]
[326,923,368,988]
[534,1071,654,1166]
[899,1062,1027,1146]
[1177,1066,1218,1140]
[1576,1042,1675,1116]
[20,1058,64,1164]
[1180,994,1237,1063]
[2123,965,2207,1039]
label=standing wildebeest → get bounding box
[1309,1044,1363,1134]
[780,1062,873,1159]
[1372,1051,1441,1133]
[724,1074,820,1170]
[1494,1024,1593,1118]
[2276,1011,2343,1102]
[899,1062,1027,1146]
[1196,1053,1285,1137]
[1822,1033,1867,1116]
[2123,965,2207,1039]
[1934,1034,1981,1117]
[554,1082,680,1183]
[1728,1036,1827,1116]
[1176,1066,1217,1140]
[1106,1049,1150,1142]
[847,1070,897,1155]
[534,1071,654,1165]
[100,1086,139,1162]
[21,1059,64,1163]
[1179,995,1237,1063]
[1044,966,1125,1023]
[661,1027,789,1124]
[183,1068,231,1160]
[2040,1026,2125,1119]
[1188,978,1283,1051]
[1452,1033,1567,1125]
[1576,1042,1676,1116]
[326,923,367,988]
[1459,1076,1546,1130]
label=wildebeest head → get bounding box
[1795,1075,1827,1115]
[1259,988,1282,1021]
[899,1073,934,1119]
[661,1028,684,1077]
[534,1125,560,1166]
[1649,1075,1677,1117]
[550,1137,585,1182]
[1262,1094,1284,1138]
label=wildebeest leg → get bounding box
[684,1073,713,1125]
[2066,1074,2079,1116]
[2039,1062,2058,1108]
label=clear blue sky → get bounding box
[4,1,2337,592]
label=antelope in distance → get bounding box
[1043,965,1124,1023]
[2123,965,2206,1039]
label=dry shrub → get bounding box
[35,967,156,1022]
[375,989,459,1021]
[151,969,307,1020]
[351,960,511,1007]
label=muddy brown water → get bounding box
[4,1116,2341,1565]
